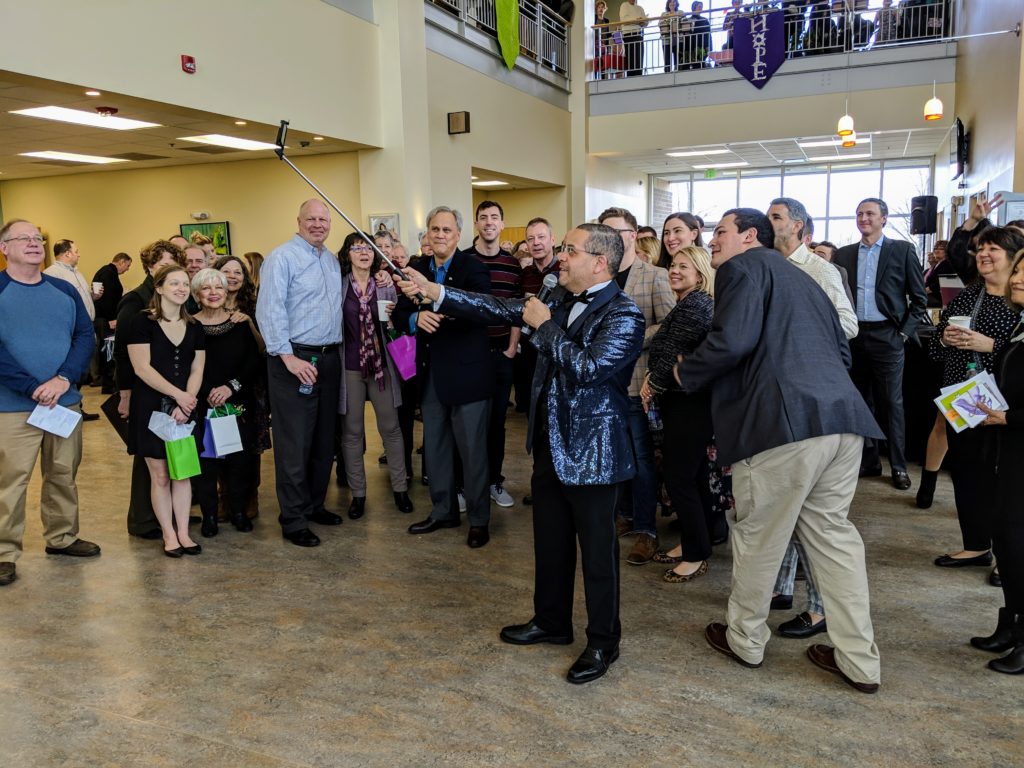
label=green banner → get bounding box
[496,0,520,71]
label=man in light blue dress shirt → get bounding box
[256,200,344,546]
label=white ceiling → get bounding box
[601,126,952,176]
[0,72,367,181]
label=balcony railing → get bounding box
[427,0,572,76]
[591,1,951,80]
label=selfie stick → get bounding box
[273,120,425,303]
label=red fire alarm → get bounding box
[181,55,196,74]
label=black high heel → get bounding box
[348,497,366,520]
[393,491,414,513]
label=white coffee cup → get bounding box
[92,282,103,295]
[948,316,971,329]
[377,299,394,321]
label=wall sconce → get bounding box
[447,111,471,135]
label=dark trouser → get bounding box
[994,463,1024,611]
[622,32,643,77]
[195,453,255,520]
[513,343,535,412]
[127,453,158,535]
[947,423,996,551]
[850,322,907,472]
[619,396,657,536]
[420,370,490,526]
[531,420,621,651]
[397,375,417,481]
[267,347,341,534]
[660,391,715,562]
[487,349,515,486]
[662,43,676,72]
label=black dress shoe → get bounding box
[705,622,762,668]
[891,470,912,490]
[779,612,828,639]
[181,543,202,556]
[806,644,878,693]
[522,495,533,506]
[467,525,490,548]
[408,516,460,534]
[201,515,218,538]
[348,497,366,520]
[567,646,620,684]
[283,528,321,547]
[934,551,993,568]
[306,508,343,526]
[990,568,1002,587]
[971,608,1015,653]
[393,491,414,513]
[770,594,793,611]
[81,411,100,422]
[231,513,253,532]
[859,464,882,478]
[500,620,574,646]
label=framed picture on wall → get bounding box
[368,213,399,240]
[179,221,231,255]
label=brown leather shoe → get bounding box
[626,534,658,566]
[704,622,762,668]
[615,517,633,538]
[44,539,101,557]
[0,562,15,586]
[806,644,879,693]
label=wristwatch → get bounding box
[229,379,242,392]
[56,374,70,383]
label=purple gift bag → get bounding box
[199,418,218,459]
[386,334,417,381]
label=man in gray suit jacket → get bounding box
[675,208,884,694]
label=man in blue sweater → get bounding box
[0,219,101,587]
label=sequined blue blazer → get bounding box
[440,282,645,486]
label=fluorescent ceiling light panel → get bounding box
[20,150,128,164]
[666,149,732,157]
[177,134,278,151]
[11,106,160,130]
[799,137,871,148]
[472,180,508,187]
[805,153,872,162]
[692,161,748,169]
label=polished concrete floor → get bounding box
[1,388,1022,767]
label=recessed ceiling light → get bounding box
[84,90,102,97]
[177,134,278,151]
[312,136,324,141]
[798,137,870,148]
[20,150,128,164]
[666,148,732,157]
[692,161,748,169]
[234,120,247,126]
[471,180,508,187]
[471,175,479,180]
[11,106,160,130]
[805,153,872,162]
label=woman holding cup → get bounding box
[337,233,412,519]
[928,227,1024,571]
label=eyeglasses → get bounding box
[2,235,46,245]
[350,244,372,253]
[555,245,605,258]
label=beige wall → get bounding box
[0,153,362,284]
[586,155,647,223]
[952,0,1024,193]
[425,52,572,248]
[0,0,382,147]
[471,188,568,238]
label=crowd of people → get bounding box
[2,186,1023,686]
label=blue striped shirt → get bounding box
[856,235,886,322]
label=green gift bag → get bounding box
[166,435,201,480]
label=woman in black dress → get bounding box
[190,268,262,537]
[975,246,1024,673]
[127,265,206,557]
[929,227,1024,572]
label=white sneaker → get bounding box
[490,483,514,507]
[458,492,467,513]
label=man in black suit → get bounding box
[833,197,927,490]
[393,206,495,548]
[91,252,132,393]
[675,208,883,694]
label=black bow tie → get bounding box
[565,292,593,308]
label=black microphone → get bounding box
[522,273,559,337]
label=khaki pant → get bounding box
[726,433,881,685]
[0,408,83,562]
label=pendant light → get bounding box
[842,130,858,148]
[924,81,943,121]
[838,97,854,137]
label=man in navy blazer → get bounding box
[675,208,884,694]
[392,206,495,548]
[833,198,927,490]
[397,222,645,685]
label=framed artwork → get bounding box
[179,221,231,255]
[368,213,399,239]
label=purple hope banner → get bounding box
[733,10,786,90]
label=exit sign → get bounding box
[703,169,717,179]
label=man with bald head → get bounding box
[256,199,344,547]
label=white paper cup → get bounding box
[377,299,394,321]
[948,316,971,329]
[92,282,103,294]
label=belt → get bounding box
[858,321,891,329]
[291,342,340,355]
